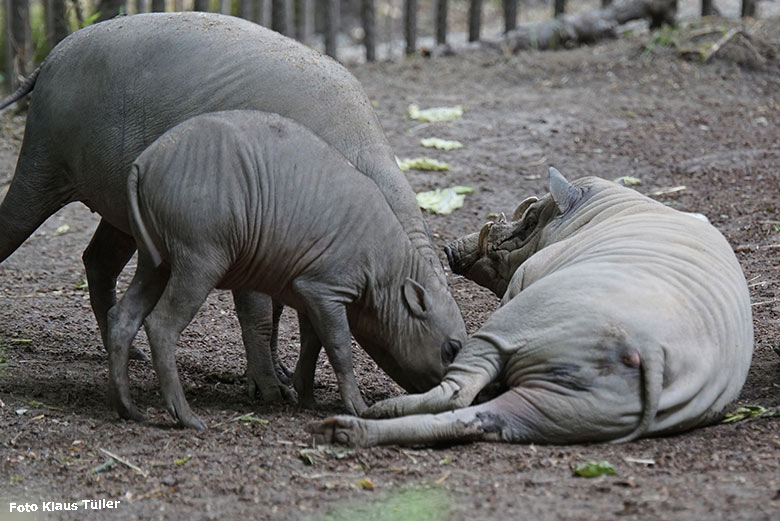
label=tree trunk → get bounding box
[193,0,209,10]
[468,0,481,42]
[602,0,613,6]
[495,0,676,52]
[554,0,566,16]
[404,0,417,53]
[150,0,165,12]
[435,0,447,45]
[362,0,376,61]
[96,0,127,20]
[220,0,231,13]
[4,0,31,94]
[701,0,714,16]
[45,0,69,48]
[503,0,517,33]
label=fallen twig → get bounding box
[751,298,778,308]
[702,27,740,62]
[651,185,686,196]
[99,448,149,478]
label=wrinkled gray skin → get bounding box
[0,13,451,405]
[310,168,753,446]
[109,111,466,430]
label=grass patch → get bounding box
[311,484,452,521]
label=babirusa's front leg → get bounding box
[295,282,366,415]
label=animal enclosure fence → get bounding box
[0,0,767,93]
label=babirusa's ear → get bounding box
[403,278,432,318]
[548,167,583,214]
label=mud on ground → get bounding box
[0,20,778,521]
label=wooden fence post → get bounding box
[405,0,417,54]
[296,0,314,41]
[272,0,290,34]
[325,0,340,59]
[468,0,481,42]
[436,0,447,45]
[503,0,517,32]
[362,0,376,61]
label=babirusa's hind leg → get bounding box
[83,219,147,360]
[144,264,222,430]
[106,253,169,422]
[0,154,73,263]
[269,300,294,384]
[310,392,523,447]
[293,314,323,409]
[233,290,295,404]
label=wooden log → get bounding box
[496,0,676,52]
[405,0,417,54]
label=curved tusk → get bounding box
[478,221,494,257]
[512,196,538,221]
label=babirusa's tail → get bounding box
[0,67,40,111]
[612,345,664,443]
[127,164,163,268]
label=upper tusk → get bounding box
[478,221,494,257]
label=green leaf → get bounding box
[397,157,450,172]
[614,176,642,186]
[407,104,464,122]
[572,460,616,478]
[81,11,101,28]
[722,404,777,423]
[10,338,33,343]
[420,138,464,150]
[299,449,317,466]
[174,455,192,465]
[416,186,474,215]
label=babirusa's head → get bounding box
[445,167,583,296]
[352,277,467,393]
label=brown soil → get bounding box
[1,21,778,521]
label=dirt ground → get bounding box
[0,18,778,521]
